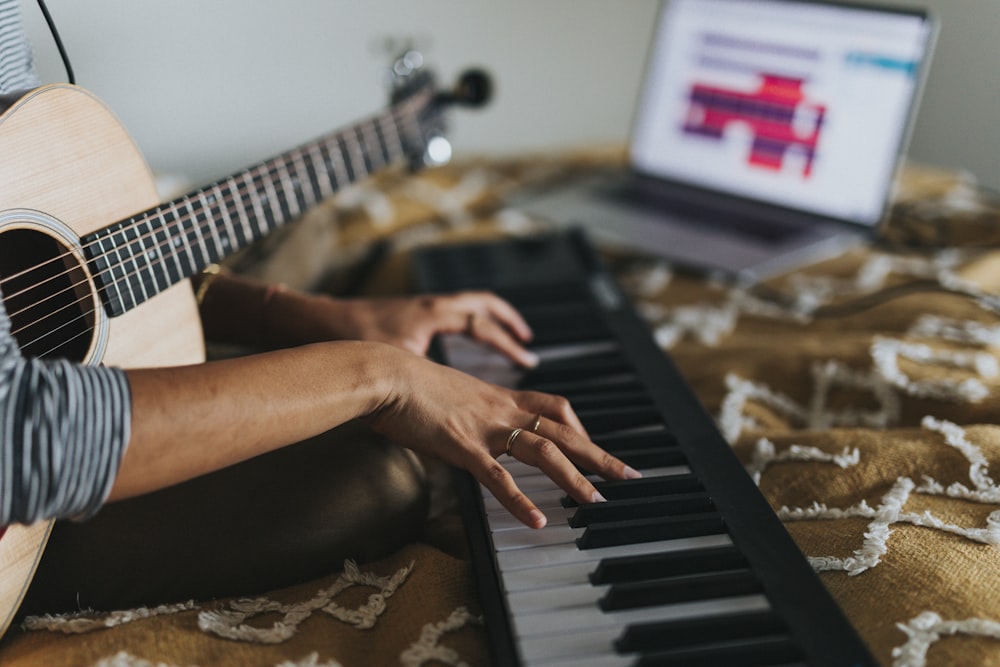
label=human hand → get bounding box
[364,346,639,529]
[284,291,539,368]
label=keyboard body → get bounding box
[411,229,875,667]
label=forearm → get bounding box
[109,340,395,501]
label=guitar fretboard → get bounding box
[84,90,429,317]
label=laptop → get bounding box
[514,0,937,284]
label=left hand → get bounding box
[274,290,539,368]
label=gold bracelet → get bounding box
[194,264,225,307]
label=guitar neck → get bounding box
[84,89,430,318]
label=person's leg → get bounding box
[18,421,428,616]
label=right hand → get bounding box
[363,346,638,529]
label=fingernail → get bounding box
[522,351,540,368]
[624,466,643,479]
[592,491,608,503]
[529,509,547,528]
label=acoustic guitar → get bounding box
[0,59,490,635]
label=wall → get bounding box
[19,0,1000,191]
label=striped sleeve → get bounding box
[0,0,40,95]
[0,292,132,526]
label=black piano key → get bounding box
[567,389,652,411]
[605,446,688,471]
[594,429,679,453]
[563,473,703,507]
[519,351,632,386]
[599,568,761,611]
[590,544,748,585]
[569,492,714,527]
[635,634,803,667]
[576,512,726,549]
[527,376,643,400]
[615,609,787,654]
[576,405,664,435]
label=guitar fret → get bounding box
[359,121,384,172]
[139,216,164,296]
[306,143,333,200]
[351,126,374,176]
[226,175,253,247]
[110,228,136,312]
[274,159,302,218]
[182,197,211,273]
[289,150,317,210]
[242,170,271,240]
[379,111,405,164]
[375,115,403,164]
[210,183,237,257]
[336,134,358,183]
[153,207,183,286]
[198,189,226,264]
[169,201,197,278]
[322,139,350,192]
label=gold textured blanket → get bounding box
[3,153,1000,667]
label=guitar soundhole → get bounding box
[0,228,95,361]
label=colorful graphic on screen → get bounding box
[682,73,826,178]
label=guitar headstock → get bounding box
[387,50,492,171]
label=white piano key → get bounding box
[497,533,732,571]
[511,593,770,639]
[518,628,623,664]
[484,489,566,514]
[500,560,596,593]
[525,652,632,667]
[489,506,575,532]
[508,581,610,614]
[491,523,584,551]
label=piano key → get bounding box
[497,533,733,571]
[594,429,679,453]
[519,351,633,386]
[564,473,703,506]
[518,626,625,664]
[484,489,567,513]
[590,544,748,585]
[500,559,597,593]
[510,592,770,639]
[633,634,802,667]
[576,405,665,435]
[615,608,787,653]
[599,568,762,611]
[569,493,715,527]
[567,389,653,411]
[489,506,576,532]
[492,523,583,551]
[576,512,726,550]
[507,581,610,614]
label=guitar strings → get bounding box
[5,103,429,357]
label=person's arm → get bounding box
[117,340,636,529]
[193,271,540,368]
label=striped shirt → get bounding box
[0,0,132,525]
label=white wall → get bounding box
[20,0,1000,191]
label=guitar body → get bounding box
[0,85,205,634]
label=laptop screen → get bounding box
[629,0,934,226]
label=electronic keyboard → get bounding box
[412,229,875,667]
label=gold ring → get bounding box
[531,415,542,433]
[505,428,523,457]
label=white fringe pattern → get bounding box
[197,560,414,644]
[893,611,1000,667]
